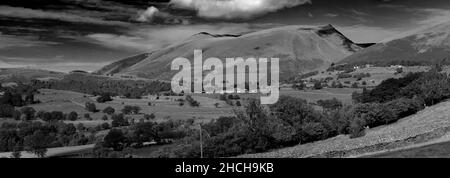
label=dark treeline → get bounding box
[0,121,95,157]
[31,74,171,98]
[0,84,38,107]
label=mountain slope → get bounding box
[105,24,369,81]
[94,53,151,75]
[340,21,450,66]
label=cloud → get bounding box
[86,23,256,51]
[0,6,129,26]
[135,6,163,22]
[169,0,311,19]
[0,33,60,49]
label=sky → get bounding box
[0,0,450,72]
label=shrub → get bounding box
[67,111,78,121]
[85,102,97,112]
[103,106,115,115]
[20,107,36,121]
[0,104,14,117]
[96,93,113,103]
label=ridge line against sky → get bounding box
[0,0,449,72]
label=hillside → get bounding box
[0,68,64,83]
[340,20,450,66]
[241,99,450,158]
[103,24,371,81]
[94,53,152,75]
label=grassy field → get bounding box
[280,88,360,104]
[28,89,235,126]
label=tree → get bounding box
[96,93,113,103]
[235,101,242,107]
[314,81,323,90]
[84,113,91,120]
[214,103,220,108]
[102,106,115,115]
[101,123,111,130]
[351,82,359,88]
[12,110,21,121]
[0,104,14,117]
[20,107,36,121]
[102,129,127,151]
[85,102,97,112]
[132,122,159,146]
[111,114,129,127]
[23,130,51,158]
[67,111,78,121]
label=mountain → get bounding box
[102,24,370,81]
[94,53,151,75]
[340,21,450,66]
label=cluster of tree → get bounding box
[0,84,38,107]
[92,119,192,158]
[0,121,95,157]
[31,74,171,99]
[1,105,84,122]
[327,64,355,72]
[352,71,446,105]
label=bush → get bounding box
[102,129,128,151]
[96,93,113,103]
[0,104,14,117]
[84,113,91,120]
[20,107,36,121]
[67,111,78,121]
[103,106,115,115]
[102,115,108,121]
[101,123,110,130]
[111,114,129,127]
[85,102,98,112]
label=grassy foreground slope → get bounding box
[241,100,450,158]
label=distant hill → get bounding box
[340,20,450,66]
[100,24,371,81]
[0,68,64,83]
[94,53,152,75]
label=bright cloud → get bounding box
[170,0,311,19]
